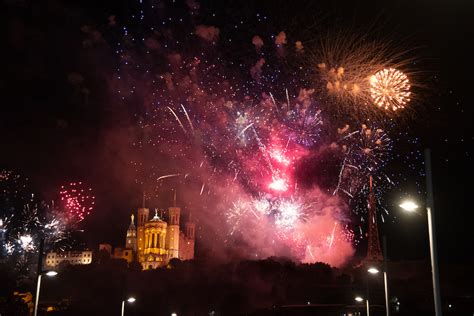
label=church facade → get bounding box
[123,200,195,270]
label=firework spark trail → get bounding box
[333,151,350,196]
[251,127,275,174]
[157,174,181,181]
[269,92,279,112]
[307,244,315,261]
[236,123,254,139]
[200,183,205,196]
[180,104,195,132]
[167,106,187,134]
[286,88,291,110]
[328,221,338,250]
[233,170,239,181]
[339,130,359,141]
[249,207,261,220]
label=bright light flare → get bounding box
[269,149,291,165]
[45,271,58,277]
[19,234,34,251]
[355,296,364,302]
[127,297,136,303]
[275,200,300,228]
[399,200,419,212]
[368,267,380,274]
[268,177,289,192]
[370,68,411,111]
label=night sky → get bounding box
[1,0,473,264]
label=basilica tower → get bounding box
[185,220,195,240]
[179,213,196,261]
[125,214,137,251]
[165,190,180,259]
[137,193,150,255]
[142,210,168,269]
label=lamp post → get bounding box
[34,238,58,316]
[367,236,390,316]
[355,296,369,316]
[399,149,442,316]
[382,236,390,316]
[121,297,136,316]
[33,270,58,316]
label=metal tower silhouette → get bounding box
[366,176,383,263]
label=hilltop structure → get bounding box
[115,192,195,270]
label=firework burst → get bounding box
[95,2,423,267]
[59,182,95,222]
[370,68,411,111]
[312,31,414,119]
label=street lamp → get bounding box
[399,200,419,212]
[400,148,442,316]
[33,270,58,316]
[121,296,136,316]
[367,264,390,316]
[367,267,379,274]
[45,271,58,277]
[400,198,442,315]
[355,296,369,316]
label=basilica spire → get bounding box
[129,214,136,230]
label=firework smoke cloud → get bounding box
[89,1,419,267]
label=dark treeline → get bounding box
[1,254,473,315]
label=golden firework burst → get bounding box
[370,68,411,111]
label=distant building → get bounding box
[179,215,195,261]
[99,192,196,270]
[121,192,196,270]
[98,243,112,255]
[112,247,134,263]
[45,250,92,268]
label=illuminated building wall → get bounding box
[118,198,195,270]
[165,206,180,259]
[136,207,149,255]
[45,250,92,268]
[112,247,134,263]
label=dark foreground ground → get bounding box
[1,255,472,316]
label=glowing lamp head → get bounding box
[367,267,380,274]
[45,271,58,277]
[127,297,136,303]
[355,296,364,302]
[399,200,419,212]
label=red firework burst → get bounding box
[59,182,95,221]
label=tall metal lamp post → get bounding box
[121,297,136,316]
[400,148,442,316]
[33,239,58,316]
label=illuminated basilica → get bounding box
[121,194,195,270]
